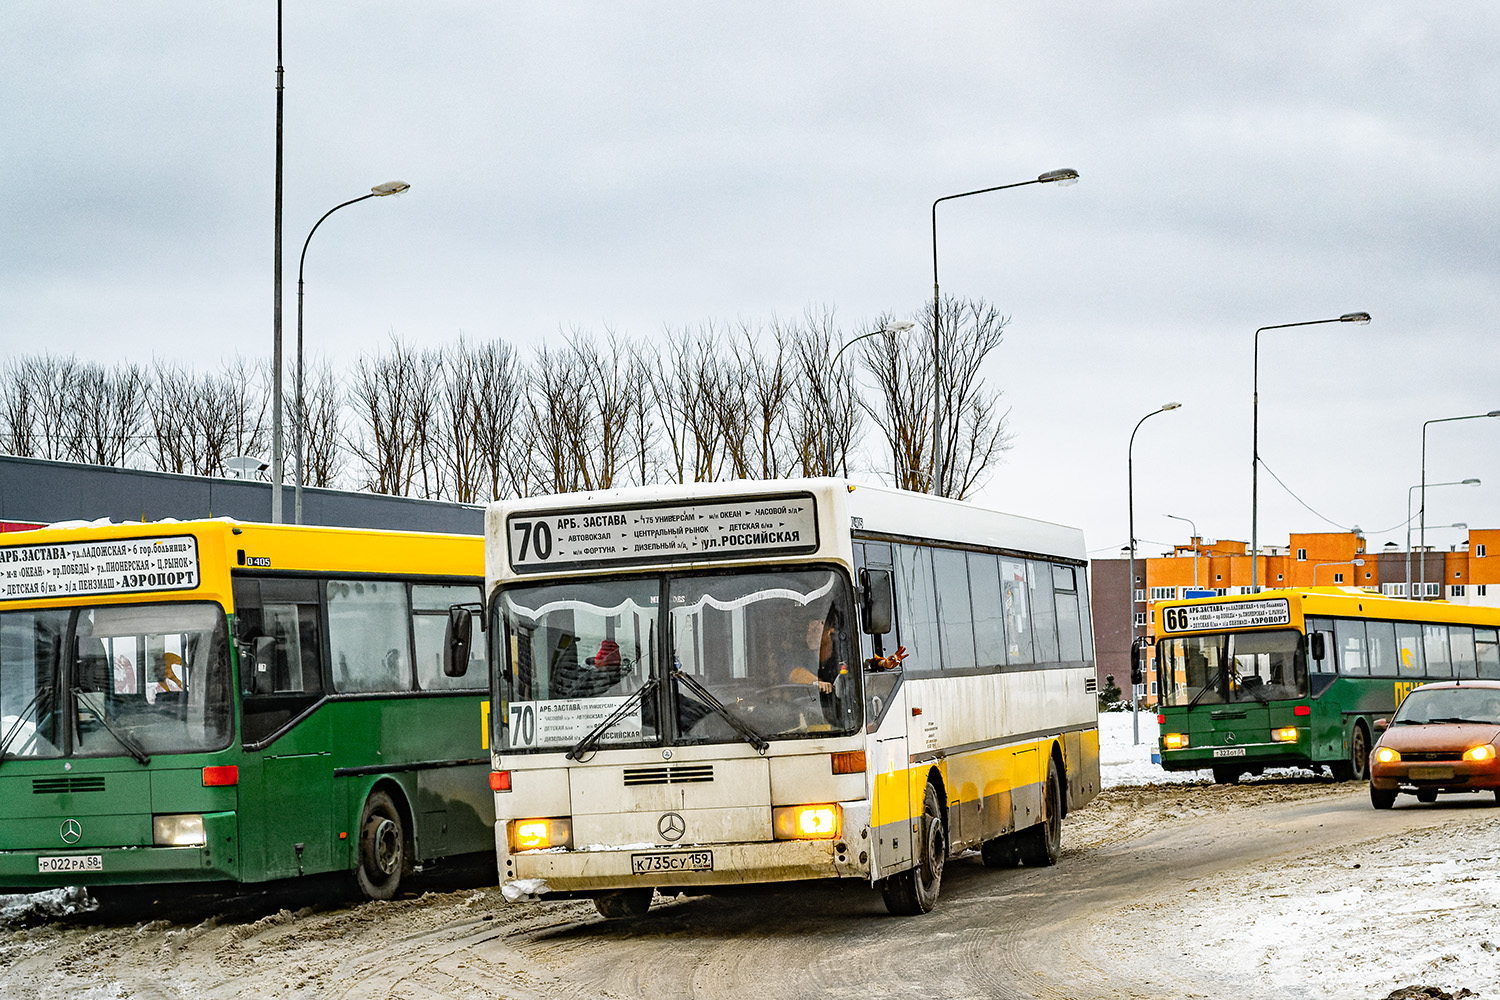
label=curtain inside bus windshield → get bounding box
[499,580,659,751]
[669,568,860,742]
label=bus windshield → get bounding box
[496,567,860,752]
[1157,629,1308,707]
[1,602,232,760]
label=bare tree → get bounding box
[221,355,271,465]
[72,362,150,467]
[786,309,865,478]
[467,338,528,501]
[347,336,423,496]
[648,325,729,484]
[0,357,39,458]
[145,360,196,474]
[297,359,345,489]
[930,298,1013,499]
[859,315,935,493]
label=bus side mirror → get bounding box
[1309,632,1326,662]
[860,569,893,636]
[1130,637,1150,686]
[444,607,473,678]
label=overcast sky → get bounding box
[5,3,1499,560]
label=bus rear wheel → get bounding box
[594,887,653,919]
[881,782,945,915]
[355,789,409,901]
[1015,757,1063,868]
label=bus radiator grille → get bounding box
[623,764,715,786]
[33,776,107,794]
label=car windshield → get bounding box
[494,567,860,752]
[1157,629,1308,707]
[1,602,233,760]
[1392,687,1500,726]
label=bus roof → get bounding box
[1158,586,1500,631]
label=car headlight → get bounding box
[1163,732,1189,750]
[152,814,206,847]
[1464,745,1495,762]
[1375,747,1401,764]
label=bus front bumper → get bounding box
[506,837,868,895]
[0,811,240,892]
[1157,742,1302,773]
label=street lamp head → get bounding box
[1038,168,1080,186]
[1339,312,1371,324]
[1352,559,1366,566]
[884,321,915,333]
[1464,478,1482,485]
[371,181,411,196]
[1488,410,1500,418]
[1161,401,1182,411]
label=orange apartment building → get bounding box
[1091,527,1500,706]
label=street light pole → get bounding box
[270,0,286,523]
[1407,478,1479,598]
[293,181,411,524]
[1129,401,1181,745]
[821,321,913,476]
[1164,513,1199,589]
[1251,312,1370,590]
[1312,558,1364,585]
[930,168,1078,497]
[1419,411,1500,600]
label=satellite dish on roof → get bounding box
[225,455,270,481]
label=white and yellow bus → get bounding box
[461,479,1100,916]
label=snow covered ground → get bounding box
[1096,708,1500,999]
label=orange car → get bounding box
[1369,679,1500,809]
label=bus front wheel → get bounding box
[881,782,945,915]
[355,789,409,901]
[1330,722,1370,782]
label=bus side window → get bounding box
[1394,622,1425,678]
[1366,621,1399,677]
[1478,628,1500,679]
[1334,620,1369,676]
[233,577,325,747]
[328,579,413,693]
[894,545,938,671]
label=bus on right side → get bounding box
[1153,588,1500,784]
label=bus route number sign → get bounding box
[507,493,819,572]
[0,535,200,602]
[1160,598,1292,634]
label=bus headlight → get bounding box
[1375,747,1401,764]
[1163,733,1189,750]
[1271,727,1298,743]
[1464,745,1496,762]
[773,804,841,840]
[153,814,206,847]
[510,817,572,851]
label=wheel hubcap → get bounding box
[373,817,400,874]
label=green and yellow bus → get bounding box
[1153,588,1500,783]
[0,519,491,900]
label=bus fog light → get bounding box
[1163,732,1188,750]
[1376,747,1401,764]
[1271,727,1298,743]
[153,814,206,847]
[510,817,572,851]
[773,804,841,840]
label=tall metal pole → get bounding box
[1129,402,1181,744]
[1419,412,1500,599]
[293,183,411,523]
[1165,513,1199,589]
[1408,479,1480,598]
[270,0,285,522]
[1250,313,1369,591]
[929,169,1077,496]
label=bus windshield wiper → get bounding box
[671,669,769,753]
[0,685,51,767]
[72,688,151,765]
[566,678,658,761]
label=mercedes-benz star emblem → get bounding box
[1224,732,1237,744]
[60,819,82,845]
[658,812,686,842]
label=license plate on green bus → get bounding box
[39,855,102,874]
[1212,748,1247,758]
[631,850,713,874]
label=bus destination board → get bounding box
[507,493,819,572]
[0,535,200,602]
[1160,597,1292,634]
